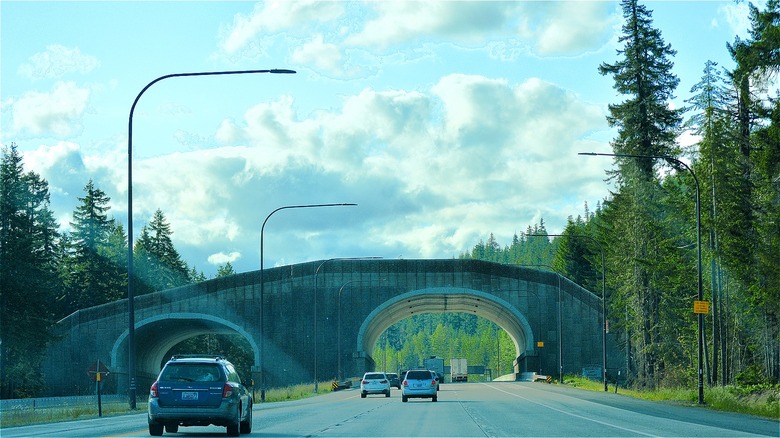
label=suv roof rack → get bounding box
[170,354,225,361]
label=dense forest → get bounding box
[1,0,778,398]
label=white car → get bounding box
[360,372,391,398]
[401,369,438,402]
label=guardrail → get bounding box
[1,394,131,412]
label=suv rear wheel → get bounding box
[240,402,253,434]
[149,422,163,436]
[226,406,240,437]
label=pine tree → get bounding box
[597,0,684,388]
[598,0,684,176]
[686,60,737,384]
[0,144,60,398]
[60,180,124,315]
[133,209,190,292]
[726,0,780,382]
[216,262,236,278]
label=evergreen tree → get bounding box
[686,60,738,385]
[597,0,684,388]
[60,180,124,316]
[133,209,190,292]
[0,144,60,398]
[598,0,684,176]
[726,0,780,382]
[216,262,236,278]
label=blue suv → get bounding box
[148,355,253,436]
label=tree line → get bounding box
[0,144,232,398]
[376,0,779,390]
[459,0,780,389]
[1,0,778,398]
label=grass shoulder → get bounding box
[1,381,335,427]
[562,375,780,420]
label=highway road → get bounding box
[3,382,777,437]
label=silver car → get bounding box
[401,369,438,402]
[148,355,253,436]
[360,372,391,398]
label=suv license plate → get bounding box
[182,391,198,401]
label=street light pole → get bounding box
[259,203,356,401]
[579,151,704,404]
[126,68,295,409]
[313,256,380,392]
[529,233,608,391]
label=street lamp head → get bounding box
[270,69,297,74]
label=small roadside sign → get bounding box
[537,341,544,348]
[88,360,110,417]
[693,300,710,314]
[88,361,110,378]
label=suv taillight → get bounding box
[150,382,158,398]
[223,383,234,398]
[403,380,408,386]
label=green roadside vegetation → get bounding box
[564,375,780,420]
[1,400,133,427]
[1,381,334,427]
[260,382,332,403]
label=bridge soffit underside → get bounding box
[110,313,259,376]
[356,287,534,358]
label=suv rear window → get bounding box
[161,363,223,382]
[364,373,385,380]
[406,370,432,380]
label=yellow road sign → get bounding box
[693,300,710,314]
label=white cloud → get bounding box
[717,2,754,38]
[27,73,610,274]
[345,2,518,49]
[291,34,344,75]
[219,0,345,54]
[345,1,616,56]
[208,251,242,266]
[18,45,100,80]
[529,2,620,56]
[11,81,90,137]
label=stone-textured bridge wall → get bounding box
[43,259,620,396]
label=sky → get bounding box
[0,1,758,277]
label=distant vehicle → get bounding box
[360,372,391,398]
[451,358,468,382]
[386,372,401,389]
[423,356,444,376]
[402,369,438,402]
[147,355,252,437]
[423,356,444,386]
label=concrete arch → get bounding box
[110,313,260,380]
[356,287,535,360]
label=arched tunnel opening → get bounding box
[111,313,259,395]
[371,312,520,381]
[356,288,540,381]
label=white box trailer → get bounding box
[451,358,468,382]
